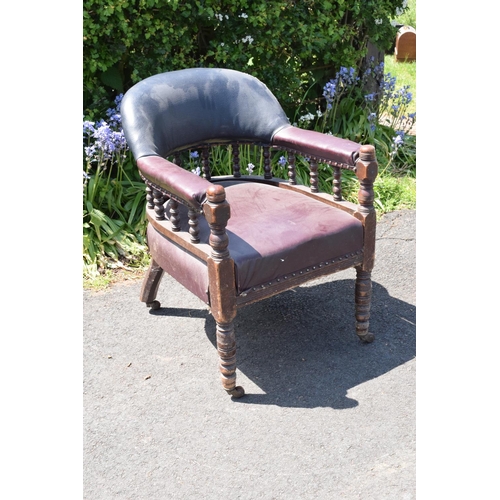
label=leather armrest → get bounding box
[272,125,361,167]
[137,155,213,209]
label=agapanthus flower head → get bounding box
[323,80,337,105]
[247,163,255,174]
[106,108,121,125]
[337,66,358,87]
[83,120,95,136]
[381,73,397,99]
[85,119,129,162]
[392,132,405,149]
[278,156,287,167]
[190,150,199,159]
[191,166,201,176]
[114,93,124,108]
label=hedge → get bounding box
[83,0,406,119]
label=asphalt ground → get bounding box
[83,209,416,499]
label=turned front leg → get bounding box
[204,184,245,398]
[355,267,374,342]
[215,321,243,396]
[354,145,378,343]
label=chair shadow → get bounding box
[205,279,415,409]
[151,279,415,409]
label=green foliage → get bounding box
[383,54,416,114]
[83,1,415,286]
[83,98,149,281]
[393,0,416,29]
[84,0,409,118]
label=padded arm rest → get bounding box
[137,155,213,209]
[272,125,361,167]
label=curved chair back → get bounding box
[121,68,291,160]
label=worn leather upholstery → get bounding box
[137,155,211,209]
[121,67,364,304]
[147,180,363,302]
[121,68,291,159]
[272,126,360,166]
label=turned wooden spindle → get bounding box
[309,159,319,193]
[232,144,241,178]
[188,207,200,243]
[333,166,342,201]
[168,198,181,231]
[288,152,296,185]
[202,146,211,180]
[263,146,272,179]
[173,152,182,167]
[146,185,154,209]
[153,188,165,220]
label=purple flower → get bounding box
[278,156,287,167]
[323,80,337,105]
[83,121,95,135]
[337,66,358,87]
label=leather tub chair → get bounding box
[120,68,378,398]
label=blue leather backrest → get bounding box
[121,68,291,160]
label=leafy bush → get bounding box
[83,61,416,282]
[84,0,410,119]
[83,95,149,280]
[83,1,415,284]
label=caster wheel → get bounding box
[226,386,245,398]
[147,300,161,310]
[358,332,375,343]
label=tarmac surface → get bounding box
[83,209,416,500]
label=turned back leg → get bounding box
[140,259,164,310]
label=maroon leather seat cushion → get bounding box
[147,181,363,301]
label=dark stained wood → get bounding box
[202,146,211,180]
[232,143,241,178]
[174,152,182,167]
[287,151,296,185]
[263,146,272,179]
[136,140,378,397]
[145,208,211,262]
[203,185,242,396]
[309,158,319,193]
[146,185,154,209]
[333,166,342,201]
[188,208,200,243]
[355,145,377,272]
[168,198,181,231]
[153,188,165,220]
[355,267,374,342]
[139,259,165,308]
[236,253,363,307]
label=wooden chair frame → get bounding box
[120,68,378,398]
